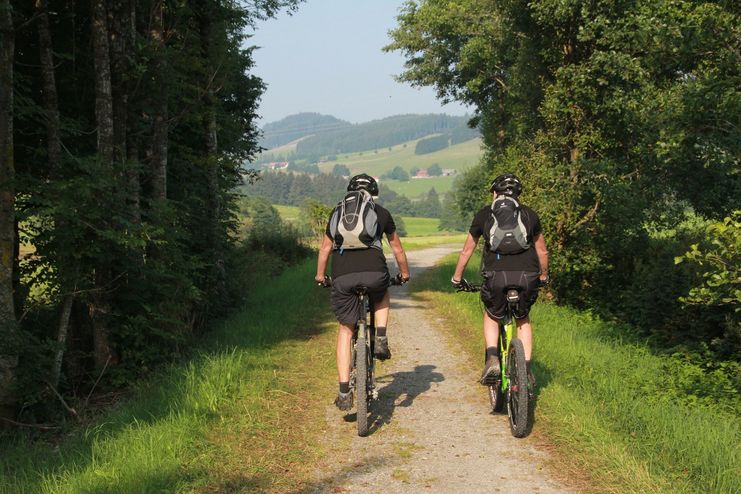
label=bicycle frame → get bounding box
[498,309,516,391]
[351,291,376,399]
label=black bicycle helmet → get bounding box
[347,173,379,196]
[489,173,523,197]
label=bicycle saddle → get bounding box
[353,286,369,295]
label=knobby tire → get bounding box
[355,323,369,437]
[507,338,529,437]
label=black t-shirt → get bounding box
[325,203,396,277]
[469,203,542,272]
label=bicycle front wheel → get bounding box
[355,322,369,437]
[488,381,504,413]
[507,338,530,437]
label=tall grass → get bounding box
[0,260,337,493]
[413,254,740,494]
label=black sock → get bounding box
[526,360,531,373]
[485,346,498,360]
[339,381,350,394]
[376,326,387,337]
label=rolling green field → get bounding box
[319,137,482,175]
[260,136,483,198]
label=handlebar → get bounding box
[454,278,480,292]
[317,273,408,288]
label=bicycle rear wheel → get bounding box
[355,321,369,437]
[507,338,530,437]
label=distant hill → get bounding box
[295,114,476,157]
[260,113,350,149]
[259,113,479,157]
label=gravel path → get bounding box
[302,246,573,494]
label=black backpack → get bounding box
[328,190,381,251]
[485,196,530,254]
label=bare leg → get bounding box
[483,310,500,349]
[516,317,533,360]
[373,290,390,328]
[336,323,354,383]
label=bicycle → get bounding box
[456,279,531,438]
[320,273,405,437]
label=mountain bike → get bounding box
[456,279,531,438]
[321,273,405,437]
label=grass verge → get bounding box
[411,253,740,494]
[0,260,339,493]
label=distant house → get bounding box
[442,169,457,177]
[412,169,429,179]
[266,161,289,170]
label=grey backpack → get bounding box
[328,190,381,251]
[485,196,530,254]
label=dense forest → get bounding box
[388,0,739,386]
[0,0,305,421]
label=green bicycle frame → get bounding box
[499,313,517,390]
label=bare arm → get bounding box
[533,233,549,281]
[387,231,410,280]
[314,234,333,283]
[452,233,480,282]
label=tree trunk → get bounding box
[109,0,141,223]
[91,0,114,372]
[198,2,220,220]
[37,0,78,387]
[0,0,17,419]
[51,294,74,389]
[197,1,225,298]
[150,0,168,201]
[36,0,62,171]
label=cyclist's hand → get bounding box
[451,277,465,291]
[537,275,550,288]
[391,273,409,286]
[316,275,331,287]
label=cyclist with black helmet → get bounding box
[315,174,411,411]
[451,173,549,388]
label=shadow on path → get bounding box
[341,364,444,435]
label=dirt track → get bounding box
[302,246,573,494]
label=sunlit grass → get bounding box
[0,261,338,493]
[273,204,301,223]
[411,254,741,494]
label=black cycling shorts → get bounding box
[330,271,390,326]
[480,271,540,320]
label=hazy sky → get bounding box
[248,1,469,125]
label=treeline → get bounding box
[244,171,348,207]
[243,171,461,222]
[389,1,739,379]
[415,126,480,155]
[0,0,302,421]
[260,112,350,149]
